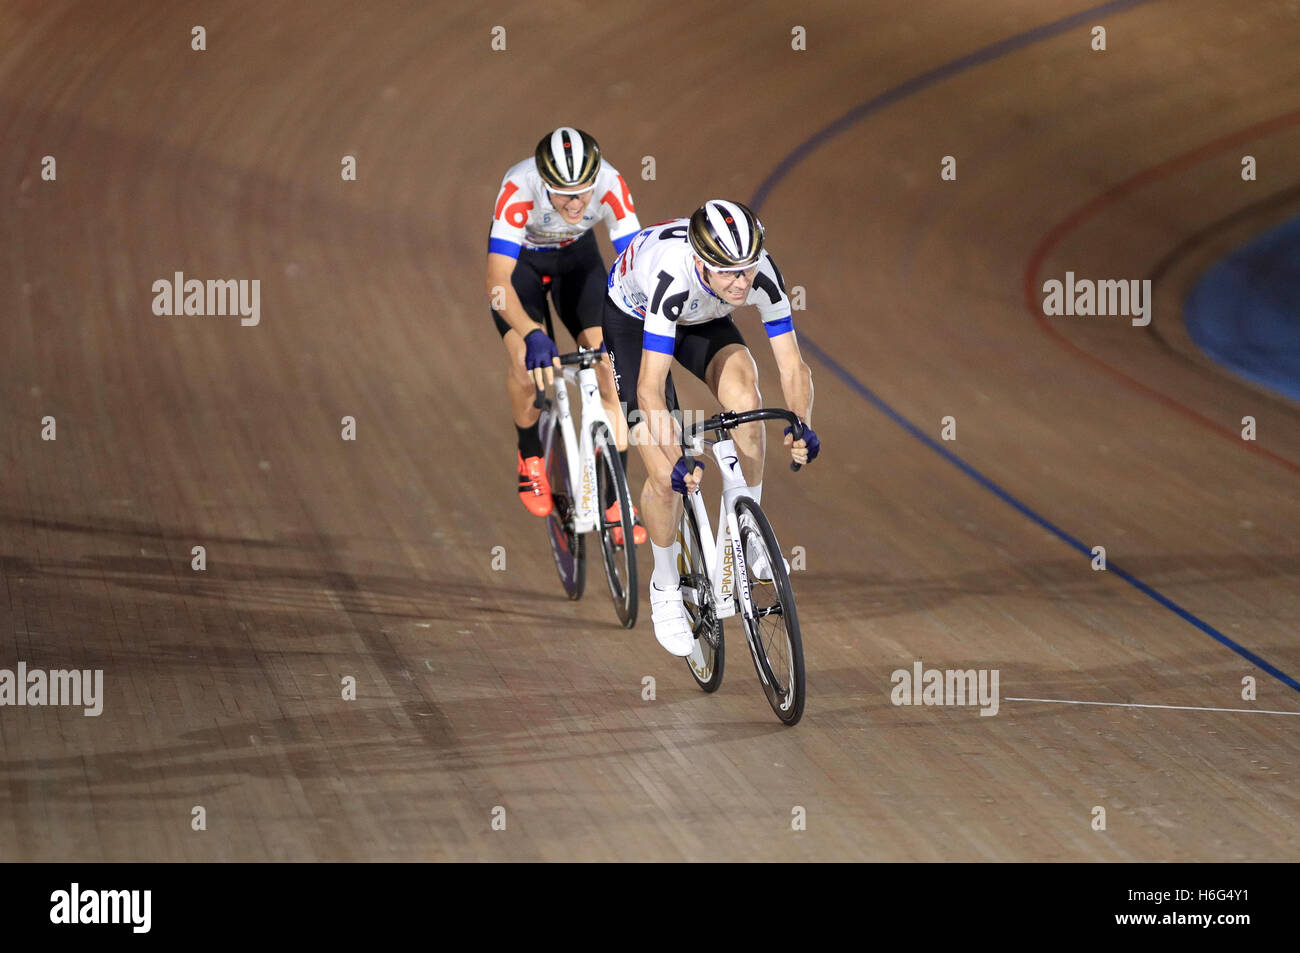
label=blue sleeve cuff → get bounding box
[764,315,794,337]
[488,238,522,259]
[612,233,634,254]
[643,330,675,354]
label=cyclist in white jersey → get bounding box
[486,127,645,543]
[603,200,820,655]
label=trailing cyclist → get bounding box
[486,127,646,544]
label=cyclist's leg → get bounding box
[680,319,765,489]
[501,325,536,428]
[497,250,555,438]
[606,298,692,654]
[690,320,781,577]
[496,251,560,515]
[603,297,680,539]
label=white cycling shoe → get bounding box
[649,582,695,656]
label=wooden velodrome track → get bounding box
[2,0,1298,862]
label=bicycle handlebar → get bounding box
[530,355,809,472]
[684,409,808,473]
[558,348,605,368]
[531,347,606,409]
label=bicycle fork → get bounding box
[547,364,613,536]
[687,437,757,623]
[685,440,775,688]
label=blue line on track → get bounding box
[751,0,1158,212]
[751,0,1300,694]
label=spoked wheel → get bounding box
[679,498,724,692]
[734,497,803,725]
[592,423,637,628]
[543,414,585,600]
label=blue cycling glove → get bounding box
[785,423,820,462]
[671,456,705,495]
[524,329,559,371]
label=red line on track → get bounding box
[1023,107,1300,477]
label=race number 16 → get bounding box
[494,181,533,228]
[601,174,636,219]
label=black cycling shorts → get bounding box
[601,295,746,422]
[489,229,608,342]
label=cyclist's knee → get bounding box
[505,353,531,386]
[641,473,675,507]
[598,370,622,407]
[722,378,761,413]
[629,423,657,463]
[715,351,761,411]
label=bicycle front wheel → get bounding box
[735,496,803,725]
[680,497,724,693]
[592,423,637,628]
[543,414,585,600]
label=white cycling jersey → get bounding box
[607,218,794,353]
[488,157,641,257]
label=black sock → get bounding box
[516,423,542,459]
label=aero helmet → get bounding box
[535,127,601,194]
[688,200,764,270]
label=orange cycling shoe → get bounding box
[517,453,553,517]
[605,501,647,546]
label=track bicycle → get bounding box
[675,409,806,725]
[537,347,639,627]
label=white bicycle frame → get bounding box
[541,353,618,536]
[681,434,757,622]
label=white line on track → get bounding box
[1006,697,1300,716]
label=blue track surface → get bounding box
[1186,216,1300,403]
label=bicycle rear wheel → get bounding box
[679,498,724,692]
[543,413,585,600]
[592,423,637,627]
[735,497,803,724]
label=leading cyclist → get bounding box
[602,200,820,656]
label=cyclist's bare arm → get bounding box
[636,350,693,484]
[770,332,813,425]
[485,252,544,338]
